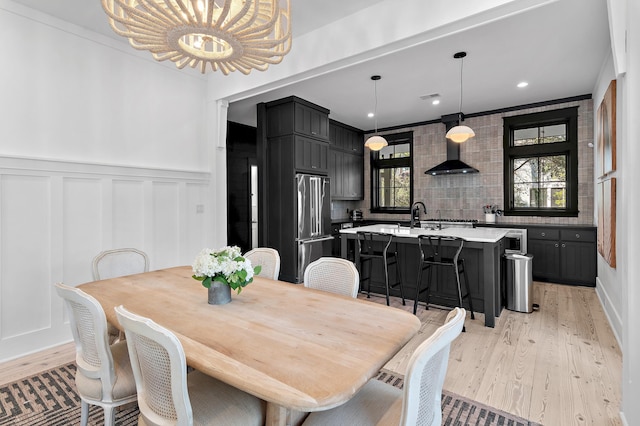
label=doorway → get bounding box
[250,164,259,249]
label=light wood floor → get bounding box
[0,282,621,425]
[376,281,622,426]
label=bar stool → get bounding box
[414,235,475,326]
[357,231,406,306]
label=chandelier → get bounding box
[101,0,292,75]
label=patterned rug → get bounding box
[0,363,539,425]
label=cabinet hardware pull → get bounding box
[576,234,580,238]
[554,243,559,247]
[541,232,546,237]
[562,243,566,248]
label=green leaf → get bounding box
[192,275,205,282]
[202,276,212,289]
[213,275,228,286]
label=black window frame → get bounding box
[503,107,579,217]
[370,131,413,214]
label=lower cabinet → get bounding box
[527,227,597,286]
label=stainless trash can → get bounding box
[505,253,534,313]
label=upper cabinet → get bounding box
[266,96,330,141]
[329,120,364,200]
[330,120,364,154]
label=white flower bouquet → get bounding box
[192,246,261,294]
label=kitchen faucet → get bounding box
[436,209,442,230]
[410,201,427,228]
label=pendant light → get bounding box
[365,75,388,151]
[446,52,475,143]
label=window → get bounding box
[503,107,578,216]
[370,132,413,213]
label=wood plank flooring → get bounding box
[0,281,621,425]
[378,281,622,425]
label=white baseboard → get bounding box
[595,277,623,349]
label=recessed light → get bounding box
[367,112,374,118]
[517,81,529,88]
[432,99,440,105]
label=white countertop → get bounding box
[340,223,509,243]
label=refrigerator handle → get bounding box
[311,176,320,237]
[315,179,321,236]
[300,236,335,244]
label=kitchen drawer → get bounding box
[560,229,596,242]
[528,228,560,240]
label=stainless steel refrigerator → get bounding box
[295,173,333,283]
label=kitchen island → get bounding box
[340,224,509,327]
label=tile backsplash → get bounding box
[349,99,594,226]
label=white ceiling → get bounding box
[13,0,610,131]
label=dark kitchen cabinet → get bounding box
[343,152,364,199]
[527,226,597,286]
[266,96,329,141]
[257,97,332,283]
[328,149,344,196]
[294,135,329,173]
[330,120,364,154]
[329,120,364,200]
[295,102,330,140]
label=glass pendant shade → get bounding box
[364,135,388,151]
[446,125,475,143]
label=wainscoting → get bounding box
[0,156,212,362]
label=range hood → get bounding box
[425,114,479,176]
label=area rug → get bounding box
[0,363,540,425]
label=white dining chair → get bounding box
[92,248,149,281]
[114,305,266,426]
[302,308,466,426]
[244,247,281,280]
[92,248,149,343]
[303,257,359,298]
[54,283,137,426]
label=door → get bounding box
[296,238,333,283]
[250,164,259,249]
[297,174,331,240]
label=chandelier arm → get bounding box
[242,31,292,48]
[231,2,283,36]
[140,0,187,26]
[103,1,180,35]
[216,0,255,31]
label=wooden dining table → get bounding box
[79,265,421,426]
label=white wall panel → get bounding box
[0,175,52,338]
[186,183,209,262]
[112,180,145,250]
[0,157,211,362]
[63,178,102,285]
[152,182,180,268]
